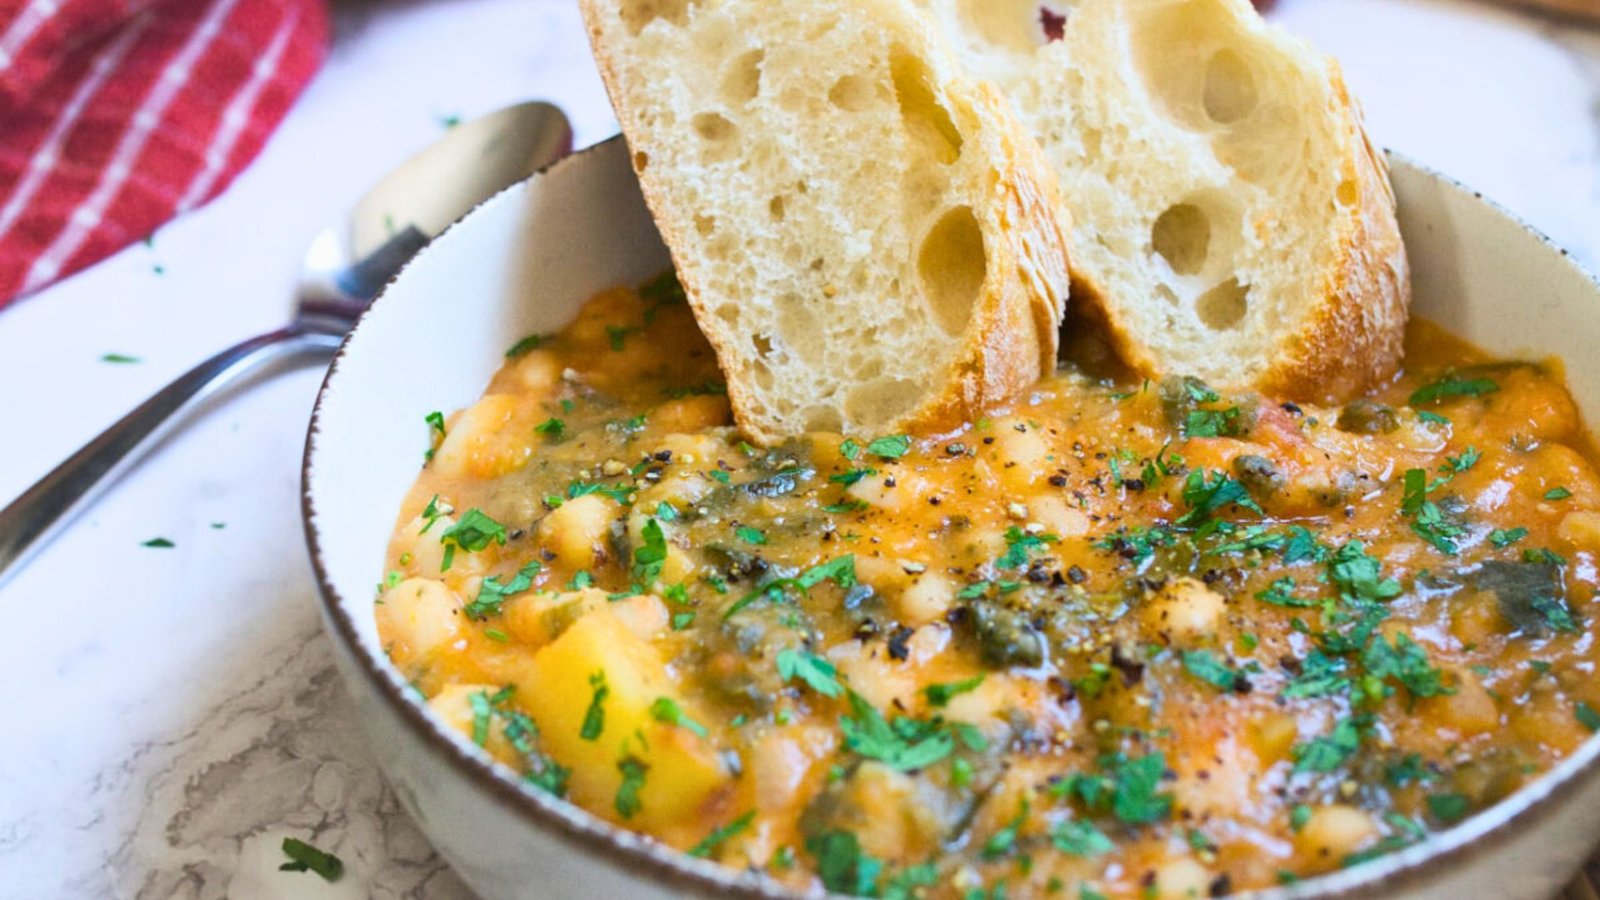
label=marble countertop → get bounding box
[1,0,1598,897]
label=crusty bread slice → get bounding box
[919,0,1410,402]
[579,0,1071,444]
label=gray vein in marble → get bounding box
[49,601,472,900]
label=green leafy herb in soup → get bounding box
[377,273,1600,898]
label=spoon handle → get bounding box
[0,326,343,586]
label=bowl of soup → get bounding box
[302,135,1600,899]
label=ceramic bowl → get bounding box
[302,135,1600,900]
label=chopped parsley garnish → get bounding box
[1490,527,1529,548]
[807,830,881,896]
[829,467,878,487]
[1052,752,1172,825]
[723,554,856,619]
[1402,467,1465,555]
[1256,577,1317,608]
[142,537,175,548]
[649,697,708,738]
[924,675,984,707]
[1362,633,1454,701]
[1185,405,1246,438]
[822,499,869,514]
[1093,525,1178,565]
[567,479,634,505]
[776,648,843,697]
[1293,716,1364,773]
[605,325,639,351]
[1427,792,1470,824]
[464,560,541,619]
[438,508,507,571]
[1328,541,1402,603]
[534,417,565,440]
[997,525,1059,569]
[840,691,957,771]
[1578,702,1600,732]
[866,434,912,459]
[279,837,343,881]
[469,690,493,746]
[426,410,447,437]
[580,670,609,741]
[615,756,647,818]
[1050,819,1114,857]
[736,525,767,545]
[1417,410,1452,426]
[1546,486,1573,501]
[631,518,668,587]
[1182,649,1247,692]
[1408,374,1500,407]
[1290,805,1313,832]
[839,438,862,461]
[640,268,686,305]
[981,798,1030,859]
[654,501,678,521]
[1524,547,1568,566]
[1444,447,1481,473]
[1281,651,1350,699]
[688,810,756,858]
[1175,470,1262,529]
[505,333,544,357]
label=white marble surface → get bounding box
[0,0,1597,897]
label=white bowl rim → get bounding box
[300,135,1600,899]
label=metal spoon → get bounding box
[0,100,573,584]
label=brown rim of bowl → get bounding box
[300,136,1600,900]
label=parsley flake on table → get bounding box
[100,352,140,363]
[279,837,343,882]
[141,537,175,548]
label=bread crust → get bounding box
[1034,28,1408,406]
[1253,69,1410,404]
[579,0,1071,445]
[895,82,1070,437]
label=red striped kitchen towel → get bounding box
[0,0,328,305]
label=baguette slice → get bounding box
[580,0,1071,444]
[922,0,1409,402]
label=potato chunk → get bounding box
[524,607,728,829]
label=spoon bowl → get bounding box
[0,101,573,585]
